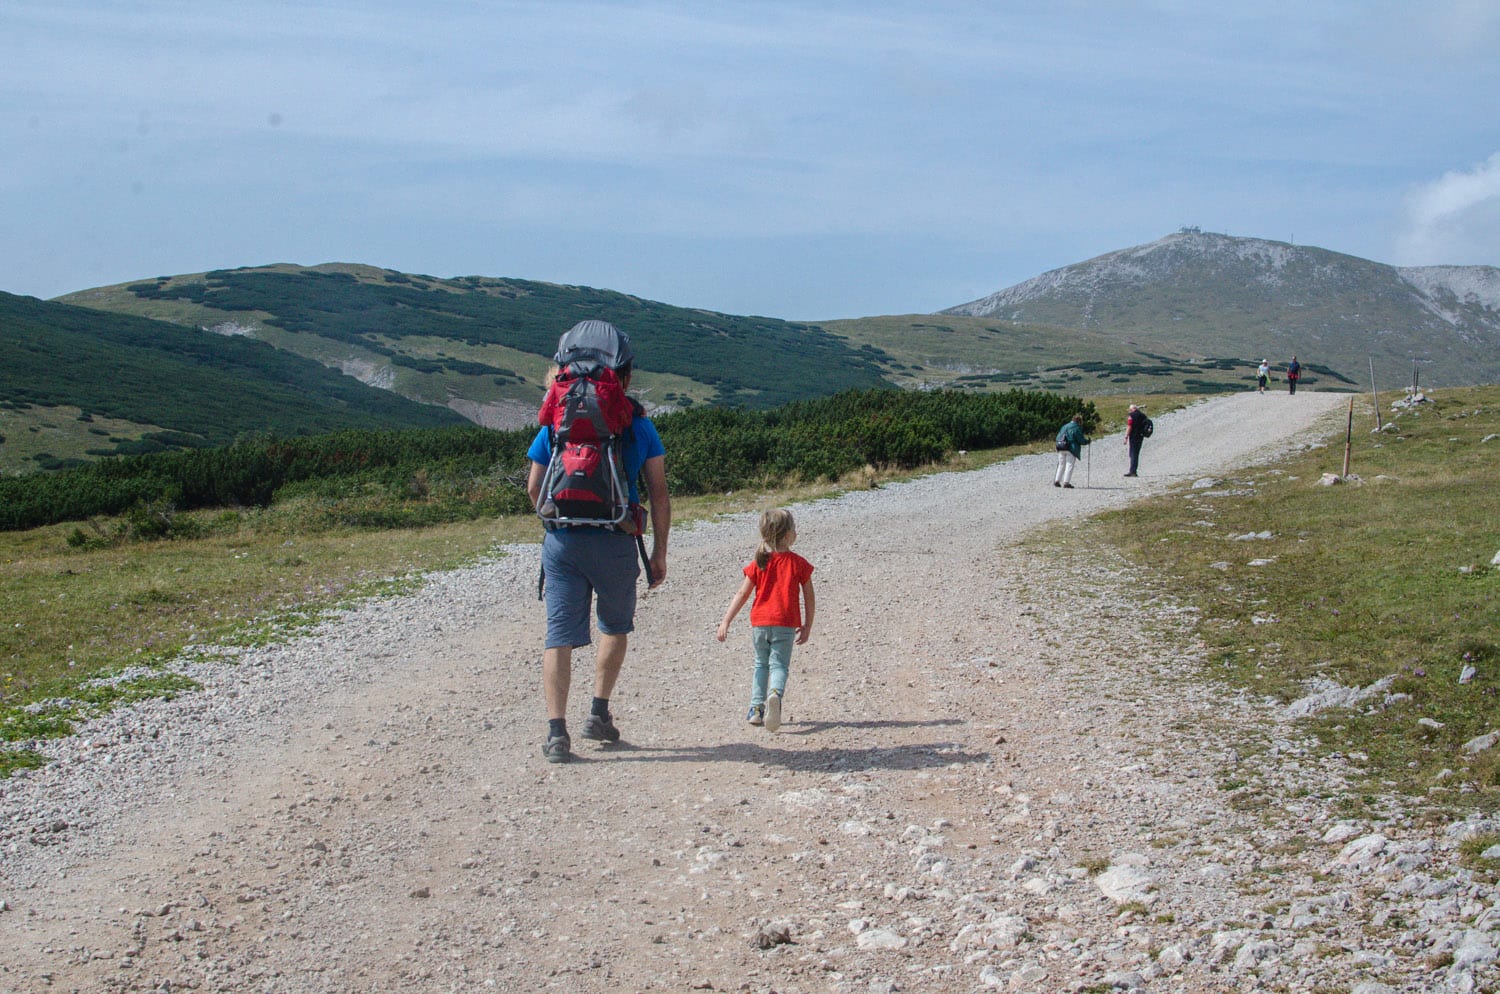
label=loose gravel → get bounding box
[4,391,1497,994]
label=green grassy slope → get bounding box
[819,313,1357,396]
[0,291,467,472]
[60,265,894,412]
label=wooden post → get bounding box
[1342,397,1354,478]
[1369,356,1382,430]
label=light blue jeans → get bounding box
[750,625,796,707]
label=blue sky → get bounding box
[4,1,1498,319]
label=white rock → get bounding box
[856,928,907,951]
[1452,930,1497,971]
[1460,664,1477,684]
[1335,834,1388,870]
[1156,945,1188,972]
[950,914,1027,952]
[780,788,832,809]
[1319,473,1343,486]
[1233,940,1278,970]
[1013,965,1046,984]
[1101,969,1146,990]
[1283,676,1394,720]
[1095,865,1156,905]
[1322,821,1364,844]
[1462,731,1500,755]
[1208,929,1251,965]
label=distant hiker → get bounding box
[715,508,816,733]
[1124,404,1151,477]
[1257,359,1270,393]
[527,319,671,764]
[1053,414,1089,489]
[1286,356,1301,394]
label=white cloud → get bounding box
[1397,152,1500,266]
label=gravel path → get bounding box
[4,391,1498,994]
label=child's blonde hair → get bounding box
[754,508,796,569]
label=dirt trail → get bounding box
[3,393,1384,994]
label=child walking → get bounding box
[715,509,815,732]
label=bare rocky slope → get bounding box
[3,391,1497,994]
[943,230,1500,389]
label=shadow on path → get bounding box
[586,730,985,774]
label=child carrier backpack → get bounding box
[533,320,656,598]
[536,363,640,530]
[534,319,645,533]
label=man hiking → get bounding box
[526,320,671,764]
[1124,403,1149,477]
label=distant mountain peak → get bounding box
[941,230,1500,386]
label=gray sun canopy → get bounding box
[554,319,634,373]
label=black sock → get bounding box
[590,697,610,719]
[548,718,567,739]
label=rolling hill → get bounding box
[941,229,1500,390]
[57,265,893,425]
[0,291,468,474]
[24,230,1498,476]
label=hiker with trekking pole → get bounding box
[1053,413,1089,489]
[527,320,671,764]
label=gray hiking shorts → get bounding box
[541,527,639,649]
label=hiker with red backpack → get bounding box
[526,320,670,764]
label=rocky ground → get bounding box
[3,391,1498,994]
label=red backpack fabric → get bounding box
[537,366,634,437]
[535,366,638,529]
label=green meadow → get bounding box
[1085,386,1500,813]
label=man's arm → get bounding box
[526,460,546,507]
[641,454,670,587]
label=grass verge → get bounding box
[1086,386,1500,813]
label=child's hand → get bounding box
[795,625,811,645]
[715,623,729,642]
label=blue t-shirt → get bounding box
[528,416,665,504]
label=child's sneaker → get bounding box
[764,690,782,732]
[746,705,764,726]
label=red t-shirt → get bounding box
[745,552,814,628]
